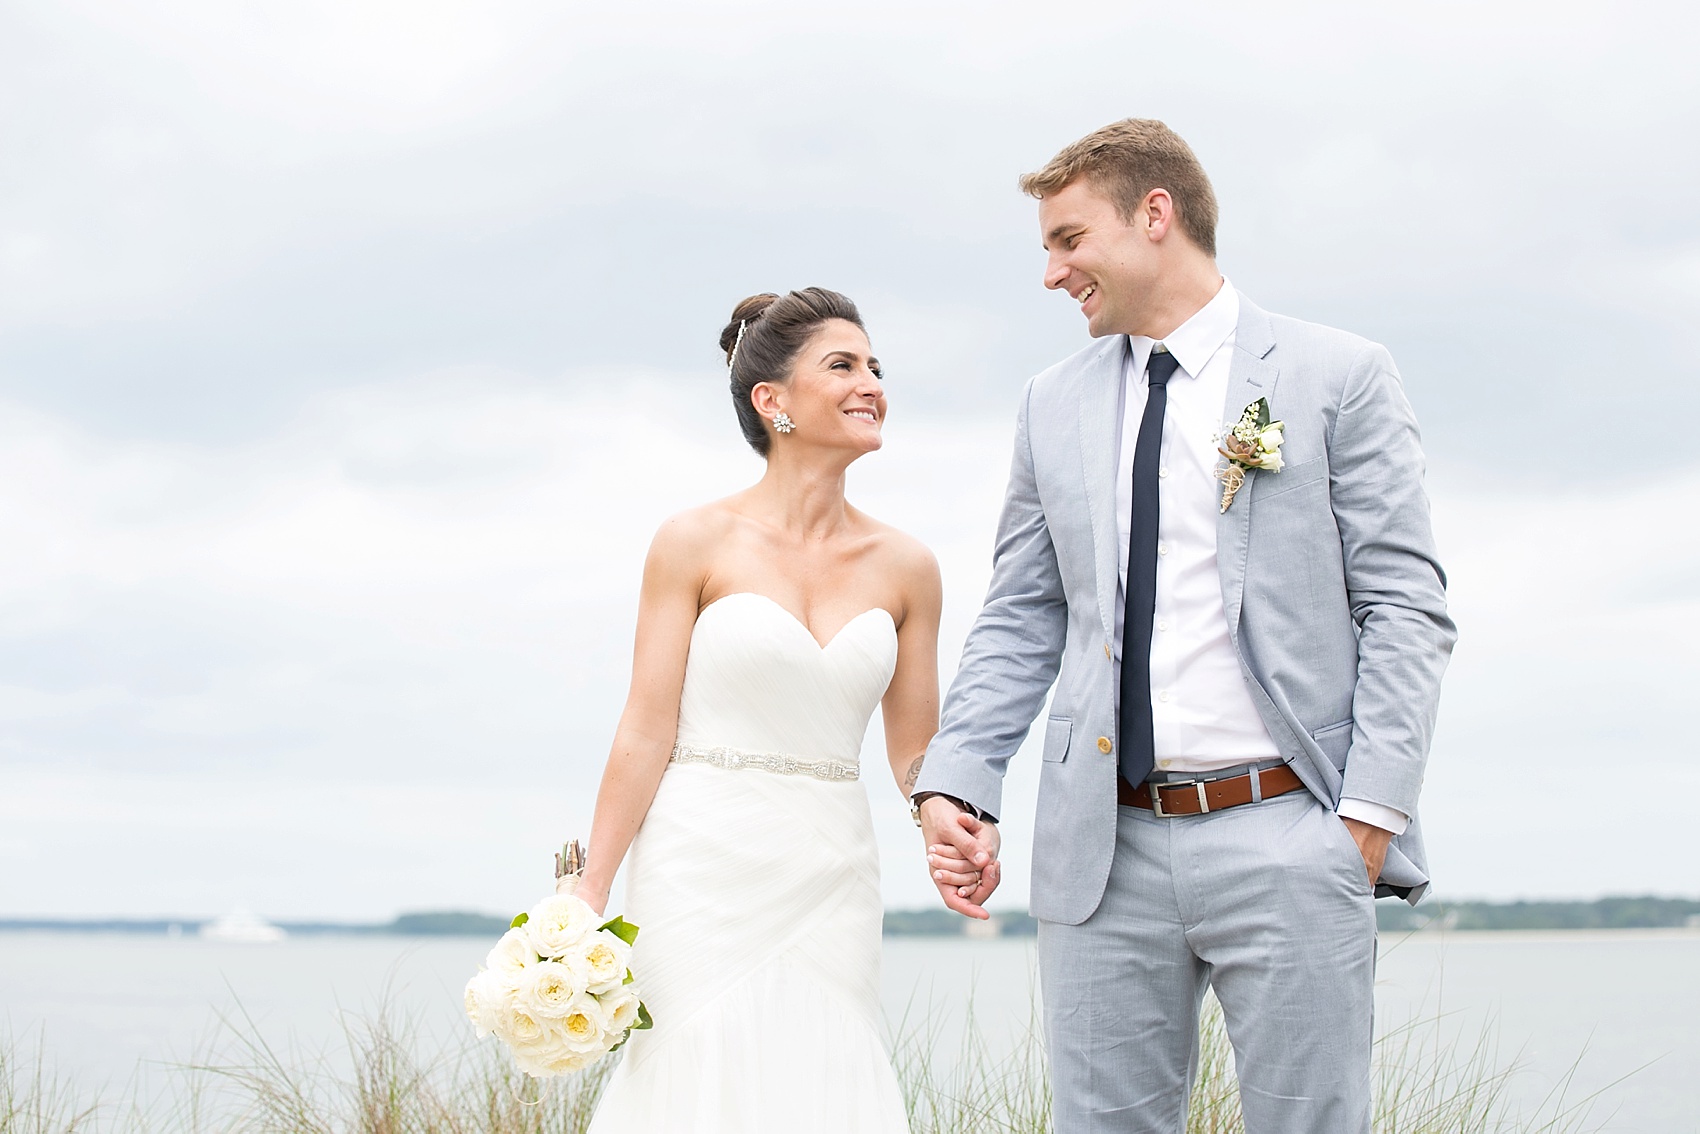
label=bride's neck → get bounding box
[752,449,852,538]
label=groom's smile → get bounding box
[1037,180,1147,338]
[1036,177,1186,339]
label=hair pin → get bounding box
[728,320,749,372]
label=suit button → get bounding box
[1097,736,1113,754]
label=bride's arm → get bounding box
[883,547,998,910]
[881,542,942,800]
[576,517,707,915]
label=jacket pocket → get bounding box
[1252,455,1328,502]
[1042,716,1072,763]
[1311,718,1354,768]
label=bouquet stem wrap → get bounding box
[555,840,586,897]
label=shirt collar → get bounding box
[1128,278,1238,382]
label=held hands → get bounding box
[918,796,1001,920]
[1340,817,1392,889]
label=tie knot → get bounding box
[1147,348,1181,387]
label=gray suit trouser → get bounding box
[1038,785,1377,1134]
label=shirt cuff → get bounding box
[1335,797,1408,836]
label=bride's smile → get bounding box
[751,319,887,455]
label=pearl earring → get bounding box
[773,412,795,434]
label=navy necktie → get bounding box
[1120,347,1181,787]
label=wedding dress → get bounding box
[586,591,910,1133]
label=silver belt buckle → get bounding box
[1150,779,1210,818]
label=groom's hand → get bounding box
[919,797,1001,919]
[1340,817,1393,889]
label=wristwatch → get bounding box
[909,791,985,827]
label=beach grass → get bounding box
[2,993,1610,1134]
[891,993,1605,1134]
[0,1030,100,1134]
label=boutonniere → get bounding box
[1214,398,1285,513]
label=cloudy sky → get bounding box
[2,0,1696,920]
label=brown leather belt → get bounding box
[1118,764,1305,816]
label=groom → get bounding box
[913,119,1455,1132]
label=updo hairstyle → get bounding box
[717,287,865,457]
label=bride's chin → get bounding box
[836,426,883,454]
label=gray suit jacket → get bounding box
[916,292,1456,923]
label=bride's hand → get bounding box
[928,820,1002,902]
[920,799,1001,918]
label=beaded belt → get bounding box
[669,742,860,782]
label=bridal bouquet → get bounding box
[464,844,651,1077]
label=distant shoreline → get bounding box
[1374,895,1700,934]
[4,896,1700,939]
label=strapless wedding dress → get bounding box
[586,592,910,1133]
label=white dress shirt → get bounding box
[1113,280,1407,835]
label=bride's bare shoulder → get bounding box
[853,511,941,596]
[645,496,748,566]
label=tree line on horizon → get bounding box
[6,896,1700,937]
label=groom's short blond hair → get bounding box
[1020,119,1219,257]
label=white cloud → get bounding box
[1,366,1695,916]
[0,373,1020,915]
[1,0,1696,917]
[1423,467,1700,898]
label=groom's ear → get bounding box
[1139,187,1177,242]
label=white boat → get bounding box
[200,909,287,944]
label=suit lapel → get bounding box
[1077,337,1129,642]
[1218,295,1280,638]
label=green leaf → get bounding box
[510,912,529,929]
[599,916,640,945]
[635,1002,654,1030]
[623,969,635,985]
[1253,397,1271,428]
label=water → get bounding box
[2,930,1695,1130]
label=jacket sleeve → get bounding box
[1330,344,1457,816]
[915,378,1070,820]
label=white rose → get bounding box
[558,993,614,1054]
[520,959,585,1018]
[485,927,538,983]
[507,1019,575,1077]
[1258,448,1285,473]
[1257,424,1284,452]
[463,969,508,1037]
[512,1013,570,1054]
[600,985,643,1034]
[577,930,633,994]
[493,1000,549,1049]
[524,894,598,958]
[513,1050,577,1078]
[513,1033,591,1078]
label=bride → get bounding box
[576,287,967,1133]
